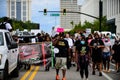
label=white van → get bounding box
[0,29,19,80]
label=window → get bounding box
[23,17,26,21]
[0,32,4,46]
[119,0,120,13]
[11,1,15,10]
[23,11,26,16]
[5,32,14,42]
[116,0,118,14]
[11,11,14,16]
[5,32,15,48]
[23,1,26,5]
[11,1,14,5]
[23,6,26,10]
[11,5,15,10]
[16,2,21,20]
[5,33,11,48]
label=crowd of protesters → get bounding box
[3,17,120,80]
[51,31,120,80]
[12,29,120,80]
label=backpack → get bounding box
[0,22,6,29]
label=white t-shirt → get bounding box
[5,22,12,30]
[103,40,111,52]
[64,38,74,48]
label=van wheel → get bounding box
[3,62,9,80]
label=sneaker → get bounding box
[62,77,66,80]
[99,72,102,76]
[107,70,110,73]
[56,75,60,80]
[103,69,107,72]
[92,71,95,75]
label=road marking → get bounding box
[102,72,113,80]
[20,66,34,80]
[109,69,115,72]
[110,62,115,66]
[28,66,40,80]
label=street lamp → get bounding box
[99,0,103,32]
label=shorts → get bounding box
[55,57,67,70]
[103,52,110,58]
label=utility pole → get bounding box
[99,0,103,32]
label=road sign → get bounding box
[50,14,60,16]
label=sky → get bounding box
[0,0,84,34]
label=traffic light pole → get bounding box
[99,0,103,32]
[39,1,103,31]
[39,10,99,19]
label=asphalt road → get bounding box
[11,63,120,80]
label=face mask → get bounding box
[108,35,111,38]
[81,41,85,45]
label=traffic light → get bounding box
[44,9,47,15]
[63,9,66,15]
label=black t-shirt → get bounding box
[75,41,89,55]
[74,40,81,51]
[76,43,90,64]
[112,44,120,55]
[55,39,69,57]
[90,39,104,55]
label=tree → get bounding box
[70,21,74,29]
[68,16,110,33]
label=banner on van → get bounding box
[19,42,52,65]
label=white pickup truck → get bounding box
[0,29,19,80]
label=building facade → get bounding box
[7,0,31,22]
[81,0,120,37]
[81,0,104,25]
[60,0,81,31]
[107,0,120,36]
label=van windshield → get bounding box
[0,32,4,46]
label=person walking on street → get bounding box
[64,33,74,69]
[77,36,90,80]
[112,40,120,72]
[54,33,69,80]
[102,35,111,72]
[74,35,82,71]
[90,33,104,76]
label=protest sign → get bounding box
[19,42,52,67]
